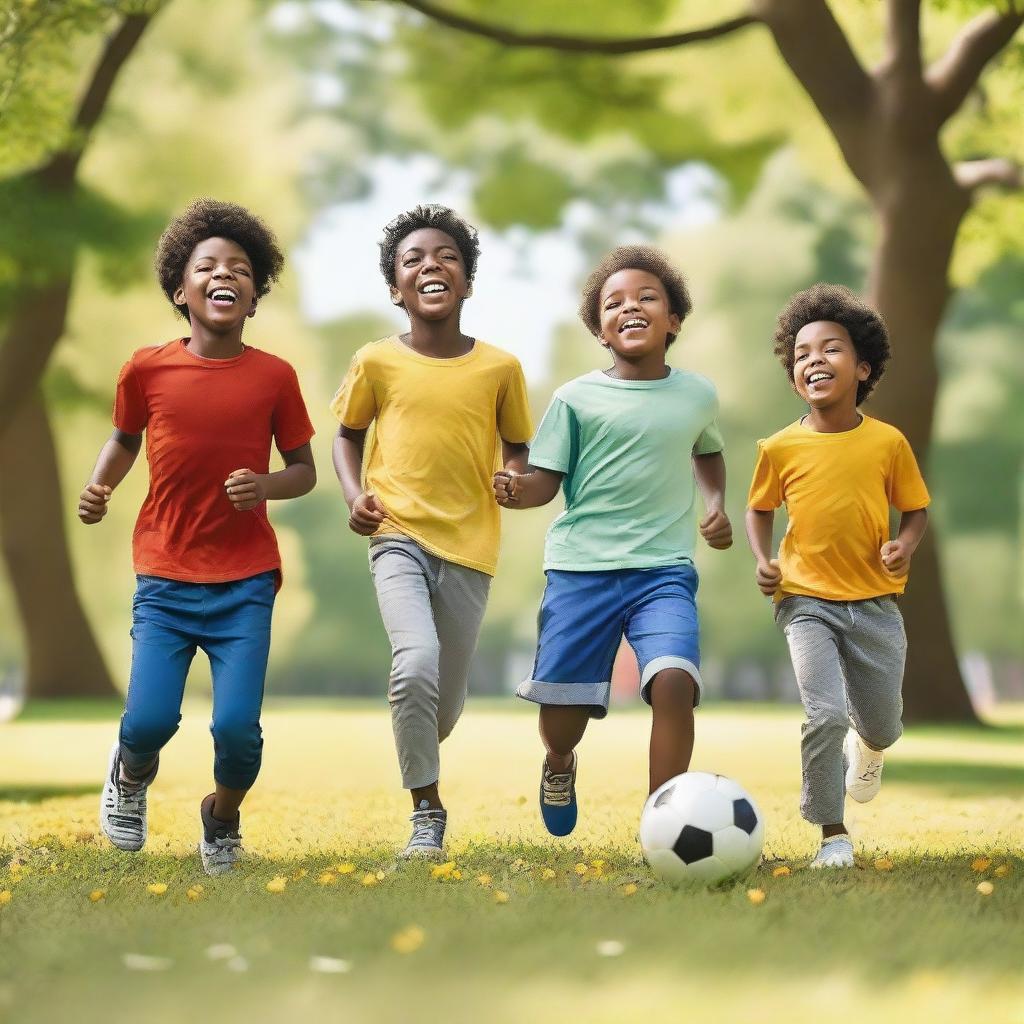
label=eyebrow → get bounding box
[795,335,845,348]
[603,285,661,299]
[401,245,459,256]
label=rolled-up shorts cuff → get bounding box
[639,656,702,708]
[516,679,610,719]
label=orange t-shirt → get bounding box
[113,339,314,585]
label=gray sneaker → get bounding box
[99,742,153,852]
[810,834,855,869]
[400,801,447,860]
[198,793,244,876]
[845,729,885,803]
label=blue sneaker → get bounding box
[539,752,578,836]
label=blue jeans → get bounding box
[517,564,702,718]
[119,572,276,790]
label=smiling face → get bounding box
[598,268,680,362]
[390,227,471,320]
[791,320,871,409]
[173,237,256,331]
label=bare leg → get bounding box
[213,784,246,822]
[822,823,848,838]
[411,781,442,810]
[648,669,696,794]
[539,705,590,771]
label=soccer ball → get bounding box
[640,772,765,886]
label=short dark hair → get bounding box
[378,204,480,289]
[774,283,890,405]
[155,198,284,321]
[578,245,692,347]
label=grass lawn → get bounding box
[1,701,1021,1023]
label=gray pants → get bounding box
[775,595,906,825]
[369,536,490,790]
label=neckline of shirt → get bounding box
[177,337,251,367]
[387,335,481,366]
[795,413,870,438]
[583,367,682,389]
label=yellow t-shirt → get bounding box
[747,415,930,602]
[330,336,534,576]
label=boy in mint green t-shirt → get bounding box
[493,246,732,837]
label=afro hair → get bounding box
[155,198,284,321]
[578,245,692,347]
[378,204,480,290]
[774,283,890,406]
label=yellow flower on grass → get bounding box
[516,796,527,806]
[971,857,992,873]
[476,874,492,888]
[88,890,105,903]
[874,858,894,872]
[574,863,588,876]
[317,872,337,886]
[186,887,203,901]
[540,868,557,881]
[431,862,456,879]
[361,873,378,887]
[621,883,638,896]
[510,858,528,872]
[976,881,994,896]
[993,864,1012,878]
[390,925,425,954]
[493,890,510,904]
[0,890,12,906]
[591,859,606,869]
[747,888,767,905]
[452,870,463,881]
[772,866,791,877]
[336,863,356,875]
[291,868,308,881]
[146,883,168,896]
[266,876,288,894]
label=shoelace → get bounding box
[857,761,883,782]
[408,812,444,848]
[542,770,573,807]
[205,833,242,864]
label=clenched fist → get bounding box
[78,483,111,525]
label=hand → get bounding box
[756,558,782,597]
[78,483,111,524]
[349,491,386,536]
[225,468,267,511]
[880,539,912,576]
[699,508,733,550]
[493,470,521,507]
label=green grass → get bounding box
[1,703,1022,1024]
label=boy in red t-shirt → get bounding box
[78,199,316,875]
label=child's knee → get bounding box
[804,703,848,739]
[210,715,262,769]
[120,709,180,754]
[648,669,696,710]
[389,641,441,702]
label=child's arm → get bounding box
[502,440,529,475]
[881,507,928,576]
[78,430,143,524]
[332,424,385,536]
[225,443,316,511]
[493,465,563,510]
[692,451,732,550]
[744,508,782,596]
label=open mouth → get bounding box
[619,318,649,333]
[806,371,833,386]
[208,288,238,306]
[418,281,449,295]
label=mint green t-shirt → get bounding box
[529,369,724,571]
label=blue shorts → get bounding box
[516,564,702,719]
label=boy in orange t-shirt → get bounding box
[78,199,315,876]
[745,284,929,869]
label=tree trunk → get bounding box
[0,389,118,698]
[865,180,978,723]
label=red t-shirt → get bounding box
[113,339,315,585]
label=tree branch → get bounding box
[885,0,922,75]
[953,157,1022,193]
[390,0,758,55]
[927,8,1024,123]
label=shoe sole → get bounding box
[399,846,445,861]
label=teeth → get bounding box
[211,290,236,301]
[807,372,831,384]
[421,283,446,294]
[621,319,648,330]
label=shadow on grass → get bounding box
[0,783,101,803]
[887,759,1024,794]
[11,699,122,723]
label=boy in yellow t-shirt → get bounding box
[745,284,929,869]
[331,205,533,859]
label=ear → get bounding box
[173,286,186,307]
[247,297,258,319]
[667,313,681,337]
[856,360,871,382]
[464,283,473,299]
[389,285,405,308]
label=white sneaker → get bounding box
[810,834,854,869]
[99,743,150,852]
[845,729,885,803]
[198,794,244,876]
[400,801,447,860]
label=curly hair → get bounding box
[773,283,890,406]
[378,204,480,290]
[578,246,692,347]
[155,198,284,321]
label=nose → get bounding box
[622,294,641,313]
[421,252,442,273]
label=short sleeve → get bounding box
[693,417,724,456]
[528,396,573,475]
[273,364,315,452]
[747,441,782,510]
[112,359,148,434]
[497,359,534,443]
[888,435,930,512]
[329,353,377,430]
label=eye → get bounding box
[604,300,620,310]
[795,352,807,361]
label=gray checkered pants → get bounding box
[775,595,906,825]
